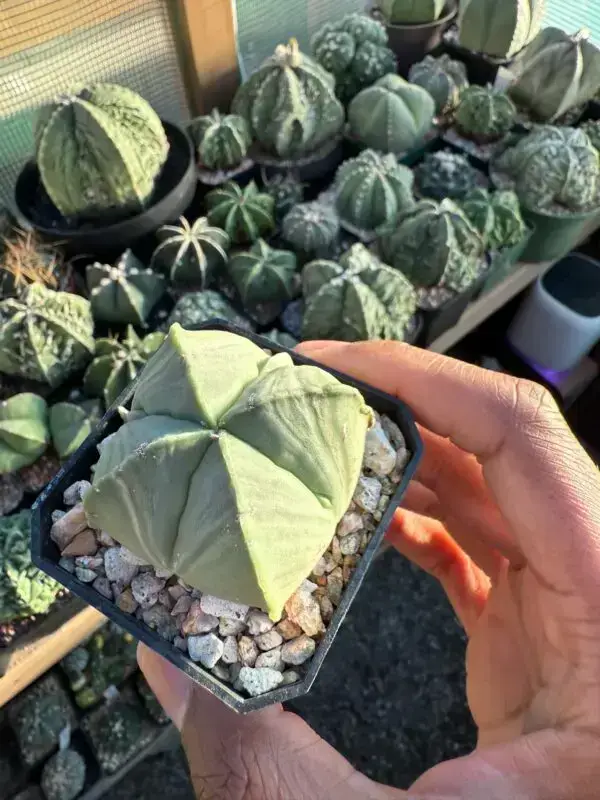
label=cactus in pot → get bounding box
[261,170,306,221]
[167,290,253,331]
[83,325,373,620]
[35,83,169,220]
[455,86,517,142]
[206,181,275,245]
[461,189,527,250]
[348,74,435,155]
[458,0,546,59]
[232,38,345,160]
[40,749,86,800]
[150,216,230,288]
[408,54,469,116]
[49,402,95,460]
[0,393,49,474]
[414,150,482,200]
[380,0,445,24]
[187,109,252,171]
[282,202,340,254]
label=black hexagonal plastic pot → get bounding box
[31,321,423,713]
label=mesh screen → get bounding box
[0,0,190,209]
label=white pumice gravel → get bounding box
[188,633,224,668]
[63,480,91,506]
[200,595,249,621]
[245,610,274,635]
[104,548,139,585]
[238,667,283,697]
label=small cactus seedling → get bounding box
[49,401,95,460]
[0,393,49,474]
[455,86,517,143]
[187,109,252,171]
[167,290,254,331]
[282,202,340,254]
[261,170,306,220]
[414,150,482,201]
[206,181,275,245]
[380,0,445,24]
[408,54,469,116]
[151,216,230,288]
[461,188,528,250]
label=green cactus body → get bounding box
[188,109,252,171]
[380,0,445,24]
[167,290,253,331]
[232,38,345,160]
[415,150,482,201]
[493,126,600,212]
[408,54,469,115]
[282,202,340,253]
[150,216,230,288]
[35,83,168,219]
[348,74,435,155]
[302,244,418,342]
[86,250,165,327]
[49,402,94,460]
[228,240,298,324]
[311,14,396,102]
[377,199,484,290]
[40,750,86,800]
[0,393,49,474]
[0,284,95,388]
[334,150,415,234]
[261,170,306,220]
[458,0,546,59]
[84,325,372,620]
[0,510,62,622]
[83,327,164,409]
[509,28,600,122]
[206,181,275,245]
[461,188,527,250]
[455,86,517,142]
[581,120,600,153]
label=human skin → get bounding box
[139,341,600,799]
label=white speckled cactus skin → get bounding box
[282,202,340,253]
[409,55,469,115]
[455,86,517,142]
[415,150,481,201]
[461,188,527,249]
[187,109,252,171]
[459,0,546,59]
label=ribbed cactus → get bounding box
[0,393,49,474]
[282,202,340,253]
[455,86,517,142]
[0,284,95,388]
[41,749,86,800]
[35,83,168,219]
[49,402,95,460]
[334,150,415,233]
[458,0,546,59]
[84,325,372,619]
[380,0,445,23]
[150,216,230,288]
[581,120,600,152]
[302,244,417,341]
[83,327,164,409]
[493,126,600,212]
[187,109,252,171]
[461,188,527,249]
[228,240,299,325]
[206,181,275,245]
[509,29,600,122]
[86,250,165,327]
[261,170,306,221]
[348,74,435,155]
[311,14,396,102]
[167,290,253,331]
[232,38,345,160]
[408,54,469,115]
[377,199,484,290]
[415,150,482,201]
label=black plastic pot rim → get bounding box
[251,134,343,170]
[382,1,457,31]
[196,158,256,186]
[31,321,423,714]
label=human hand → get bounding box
[140,341,600,799]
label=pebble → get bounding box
[212,663,231,682]
[285,588,324,637]
[380,415,406,450]
[327,568,344,606]
[115,588,139,614]
[238,635,259,667]
[238,667,283,697]
[119,546,150,566]
[104,548,138,585]
[97,531,116,547]
[330,536,342,564]
[158,589,174,610]
[92,577,113,600]
[61,529,98,557]
[201,595,249,622]
[353,476,382,514]
[336,512,363,538]
[171,596,193,616]
[230,663,243,691]
[301,579,318,594]
[255,630,283,652]
[219,617,246,637]
[275,618,303,640]
[181,601,219,635]
[131,573,166,606]
[322,552,338,573]
[245,610,273,636]
[363,422,396,476]
[311,557,327,577]
[174,636,188,652]
[281,635,316,666]
[255,647,284,671]
[155,568,174,579]
[281,670,301,686]
[75,555,103,570]
[63,481,91,506]
[188,634,224,668]
[142,605,179,641]
[221,636,239,664]
[340,532,361,556]
[319,595,334,622]
[50,504,89,550]
[74,567,96,583]
[52,510,66,523]
[58,556,75,574]
[168,585,188,602]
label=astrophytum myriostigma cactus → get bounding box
[282,202,340,254]
[409,54,469,116]
[455,86,517,142]
[187,109,252,171]
[458,0,546,59]
[150,217,230,288]
[49,402,95,461]
[0,393,49,474]
[461,188,527,250]
[167,290,253,332]
[414,150,482,201]
[84,325,372,619]
[261,171,306,221]
[206,182,275,245]
[380,0,445,23]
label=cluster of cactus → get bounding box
[408,54,469,116]
[461,188,528,250]
[151,216,230,288]
[414,150,482,201]
[206,181,275,244]
[458,0,546,59]
[455,86,517,142]
[282,202,340,253]
[334,150,415,233]
[41,748,86,800]
[84,325,372,619]
[83,326,164,409]
[86,250,166,326]
[509,29,600,121]
[380,0,445,24]
[167,290,253,331]
[35,83,169,220]
[261,170,306,220]
[0,510,62,623]
[187,109,252,171]
[0,283,95,388]
[0,393,48,474]
[348,74,435,155]
[0,229,69,299]
[302,244,418,341]
[377,199,484,290]
[311,13,396,102]
[581,120,600,153]
[492,126,600,212]
[232,38,345,160]
[228,239,299,325]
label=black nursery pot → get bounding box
[31,321,423,714]
[440,37,512,86]
[14,121,197,260]
[381,2,458,77]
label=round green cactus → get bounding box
[35,83,168,220]
[455,86,517,142]
[206,181,275,245]
[0,393,49,474]
[150,216,230,288]
[84,325,373,619]
[167,290,253,331]
[334,150,415,233]
[380,0,445,23]
[232,38,345,160]
[282,202,340,254]
[348,74,435,155]
[302,244,418,342]
[458,0,546,59]
[187,109,252,171]
[41,749,86,800]
[377,199,484,290]
[461,188,528,250]
[492,126,600,212]
[228,240,298,325]
[0,284,95,388]
[49,402,95,460]
[408,54,469,115]
[414,150,482,201]
[261,170,306,220]
[86,250,166,327]
[581,120,600,153]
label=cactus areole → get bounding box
[84,326,373,619]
